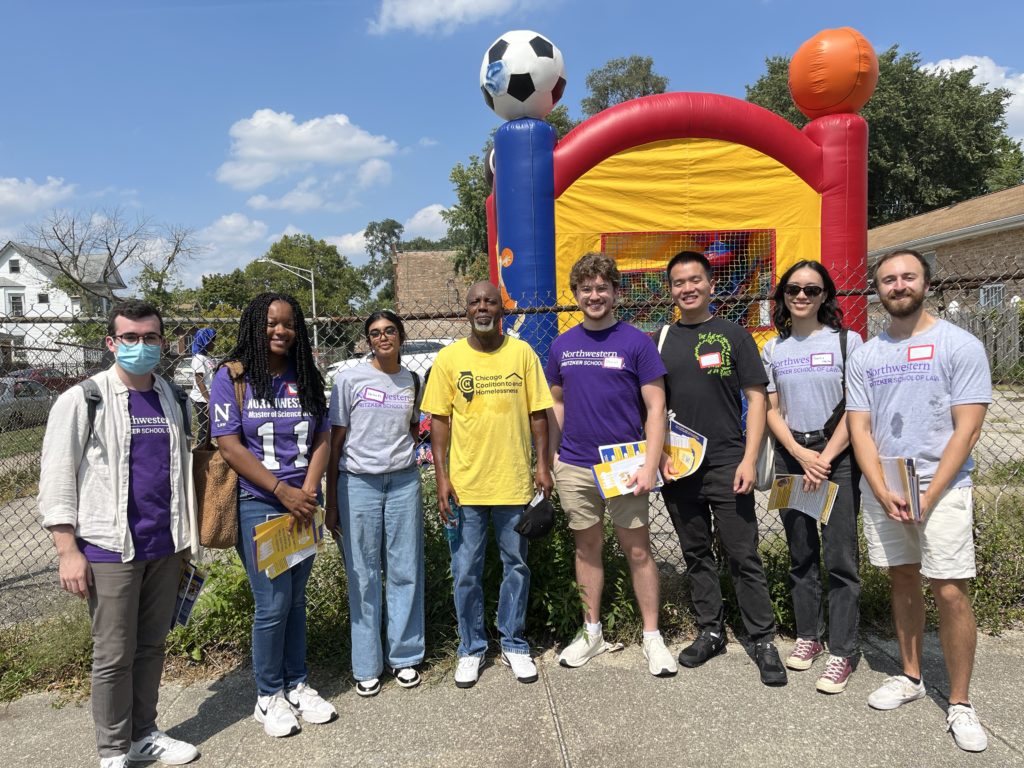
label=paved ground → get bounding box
[3,631,1022,768]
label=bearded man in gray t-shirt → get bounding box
[847,250,992,754]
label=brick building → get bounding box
[394,250,471,340]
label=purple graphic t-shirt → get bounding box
[545,321,667,467]
[209,365,329,503]
[81,388,175,563]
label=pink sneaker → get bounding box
[785,639,824,671]
[816,655,853,693]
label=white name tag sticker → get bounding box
[810,352,834,367]
[907,345,934,362]
[699,352,722,369]
[362,387,386,403]
[603,356,624,370]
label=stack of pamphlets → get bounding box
[880,456,923,521]
[171,561,205,629]
[252,507,325,579]
[663,417,707,479]
[767,475,839,525]
[591,441,664,499]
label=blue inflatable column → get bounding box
[493,118,557,362]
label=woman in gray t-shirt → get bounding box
[762,260,862,695]
[325,310,424,697]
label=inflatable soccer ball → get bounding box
[480,30,566,121]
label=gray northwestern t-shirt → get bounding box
[762,328,864,433]
[846,319,992,489]
[329,362,421,474]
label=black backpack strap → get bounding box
[411,371,421,427]
[76,379,102,445]
[164,379,192,443]
[839,328,849,389]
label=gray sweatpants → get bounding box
[87,552,185,758]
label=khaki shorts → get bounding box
[553,458,649,531]
[862,485,976,580]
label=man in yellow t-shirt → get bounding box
[421,281,553,689]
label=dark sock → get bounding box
[904,674,921,685]
[949,700,972,708]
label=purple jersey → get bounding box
[209,365,329,503]
[545,321,667,467]
[81,388,174,563]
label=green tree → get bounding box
[746,47,1024,227]
[545,104,578,139]
[580,55,669,118]
[362,218,404,304]
[441,154,491,280]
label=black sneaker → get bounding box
[677,629,727,668]
[754,640,788,686]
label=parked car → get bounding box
[0,378,57,429]
[7,366,86,394]
[173,356,195,388]
[324,338,455,391]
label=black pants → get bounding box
[776,434,861,658]
[663,463,776,641]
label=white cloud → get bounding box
[216,109,398,191]
[248,178,325,212]
[369,0,523,34]
[404,203,448,240]
[357,158,393,188]
[326,230,368,262]
[199,212,268,244]
[924,56,1024,141]
[267,224,305,243]
[0,176,75,220]
[189,213,270,283]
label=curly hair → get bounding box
[569,252,620,293]
[772,260,844,339]
[222,292,326,418]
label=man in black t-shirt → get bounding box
[659,251,786,686]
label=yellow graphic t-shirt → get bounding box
[421,336,553,505]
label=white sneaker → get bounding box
[127,730,198,765]
[285,683,337,724]
[100,757,128,768]
[867,674,927,710]
[558,628,606,668]
[454,656,482,688]
[501,651,538,683]
[947,704,988,752]
[254,691,301,737]
[393,667,421,688]
[642,635,678,678]
[355,677,381,697]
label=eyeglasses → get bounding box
[113,333,164,346]
[368,326,399,340]
[783,284,825,298]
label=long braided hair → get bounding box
[223,292,326,418]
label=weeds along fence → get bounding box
[2,277,1023,647]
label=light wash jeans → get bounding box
[449,504,530,658]
[337,466,425,681]
[237,497,314,696]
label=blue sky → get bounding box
[3,0,1023,287]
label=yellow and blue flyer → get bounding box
[592,441,664,499]
[252,507,325,580]
[662,416,707,480]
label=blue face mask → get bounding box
[116,342,162,375]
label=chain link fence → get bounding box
[3,269,1023,633]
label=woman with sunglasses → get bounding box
[210,292,336,737]
[326,310,424,697]
[762,261,863,694]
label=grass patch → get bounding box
[0,465,39,505]
[0,604,93,703]
[0,425,45,460]
[974,460,1024,486]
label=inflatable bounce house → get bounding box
[479,27,878,359]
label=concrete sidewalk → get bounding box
[3,631,1023,768]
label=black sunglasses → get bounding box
[783,284,825,298]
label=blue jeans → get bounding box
[450,504,530,658]
[337,466,425,681]
[237,497,314,696]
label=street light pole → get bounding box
[256,258,319,350]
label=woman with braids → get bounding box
[209,292,337,737]
[325,310,424,696]
[761,261,863,694]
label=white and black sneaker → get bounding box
[254,691,301,738]
[127,730,199,764]
[356,677,382,697]
[392,667,421,688]
[501,651,538,683]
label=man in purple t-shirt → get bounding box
[39,301,198,768]
[546,252,676,678]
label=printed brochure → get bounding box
[767,475,839,525]
[880,456,923,521]
[252,507,325,579]
[592,441,663,499]
[171,560,205,629]
[662,417,707,480]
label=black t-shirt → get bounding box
[660,317,768,467]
